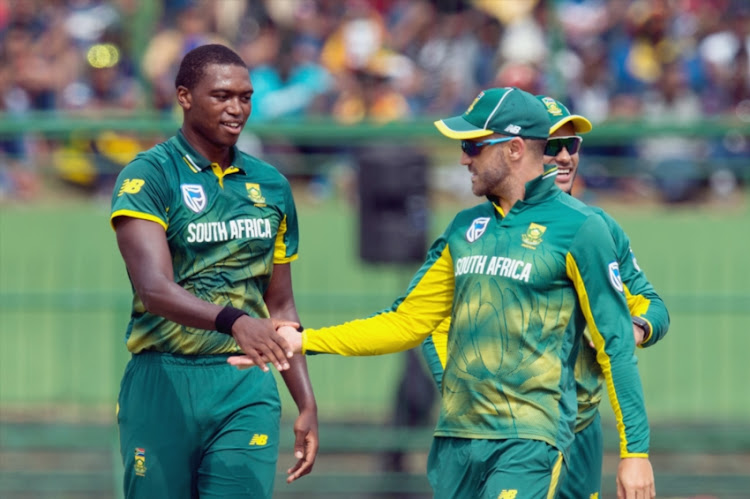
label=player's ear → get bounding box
[176,86,192,110]
[506,137,525,161]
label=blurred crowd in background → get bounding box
[1,0,748,202]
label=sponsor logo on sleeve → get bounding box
[181,184,207,213]
[466,217,490,242]
[118,178,145,196]
[608,261,624,292]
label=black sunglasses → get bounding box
[461,137,513,157]
[544,136,583,156]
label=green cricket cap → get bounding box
[536,95,593,134]
[434,87,550,140]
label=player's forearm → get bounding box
[639,297,670,347]
[602,359,650,457]
[421,336,445,392]
[137,278,231,330]
[281,354,317,413]
[303,312,430,356]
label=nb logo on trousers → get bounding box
[249,434,268,446]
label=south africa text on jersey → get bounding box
[455,255,532,282]
[187,219,272,243]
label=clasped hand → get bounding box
[228,320,303,371]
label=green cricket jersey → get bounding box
[303,168,650,459]
[573,207,669,432]
[110,130,299,355]
[424,205,670,435]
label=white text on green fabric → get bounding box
[186,219,272,243]
[454,255,532,282]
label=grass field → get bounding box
[1,190,749,498]
[2,192,749,423]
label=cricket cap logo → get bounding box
[464,92,484,115]
[246,183,266,205]
[466,217,490,242]
[181,184,207,213]
[541,96,564,116]
[521,223,546,249]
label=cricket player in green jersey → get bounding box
[110,44,318,498]
[421,95,670,499]
[230,87,656,498]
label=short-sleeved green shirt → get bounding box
[303,168,650,459]
[111,131,298,355]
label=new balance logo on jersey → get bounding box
[466,217,490,242]
[118,178,145,196]
[249,434,268,446]
[497,490,517,499]
[181,184,207,213]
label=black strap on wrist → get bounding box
[215,306,249,336]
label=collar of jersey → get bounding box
[171,130,246,173]
[522,165,559,204]
[487,165,560,208]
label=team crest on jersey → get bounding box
[181,184,207,213]
[608,261,624,292]
[246,183,266,205]
[466,217,490,242]
[134,447,147,476]
[521,223,546,249]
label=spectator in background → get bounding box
[242,23,332,122]
[55,34,146,196]
[0,1,81,199]
[2,0,748,203]
[141,1,228,111]
[639,61,707,202]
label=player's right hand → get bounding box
[277,325,303,353]
[616,457,655,499]
[231,317,293,372]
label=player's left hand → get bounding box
[286,406,319,483]
[633,323,646,346]
[616,457,655,499]
[227,324,303,370]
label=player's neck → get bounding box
[182,128,234,169]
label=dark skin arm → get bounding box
[113,216,293,371]
[263,262,319,483]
